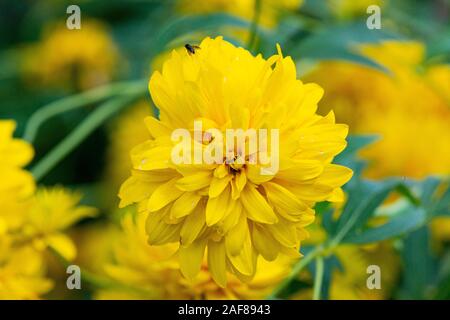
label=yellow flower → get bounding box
[0,120,35,233]
[94,211,291,299]
[119,37,352,286]
[22,187,98,261]
[22,20,119,91]
[305,40,450,179]
[293,224,399,300]
[0,120,52,299]
[177,0,302,27]
[0,241,52,299]
[328,244,399,300]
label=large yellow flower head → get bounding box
[119,36,352,286]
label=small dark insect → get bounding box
[185,44,201,55]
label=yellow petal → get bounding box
[119,176,158,208]
[144,116,172,138]
[227,231,256,276]
[266,219,298,248]
[263,182,308,217]
[170,192,202,219]
[317,164,353,187]
[277,159,323,183]
[327,187,345,202]
[209,176,232,198]
[207,240,227,287]
[235,172,247,192]
[46,234,76,261]
[148,178,184,212]
[252,224,280,261]
[246,165,275,184]
[240,185,278,224]
[180,203,206,246]
[225,212,248,256]
[206,186,231,226]
[131,142,172,171]
[176,171,212,191]
[214,164,228,178]
[146,208,181,245]
[179,239,207,280]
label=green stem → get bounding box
[247,0,262,51]
[267,245,324,299]
[312,256,324,300]
[23,80,146,143]
[31,94,142,182]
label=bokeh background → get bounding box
[0,0,449,299]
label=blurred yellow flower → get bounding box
[294,224,399,300]
[94,211,291,299]
[0,120,34,234]
[0,120,52,299]
[119,36,352,286]
[22,20,119,91]
[178,0,302,27]
[305,40,450,179]
[0,120,34,208]
[0,122,97,298]
[328,244,399,300]
[21,187,98,261]
[0,185,97,298]
[0,242,53,299]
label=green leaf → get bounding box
[343,206,426,244]
[334,179,399,240]
[398,226,438,299]
[335,134,379,163]
[287,23,402,72]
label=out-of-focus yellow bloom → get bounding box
[305,40,450,246]
[0,122,97,298]
[0,120,34,207]
[431,217,450,244]
[119,37,352,286]
[0,120,34,232]
[305,41,450,179]
[294,224,399,300]
[22,20,119,91]
[21,187,98,261]
[95,211,291,299]
[178,0,302,27]
[0,185,97,298]
[328,244,399,300]
[0,120,52,299]
[328,0,385,19]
